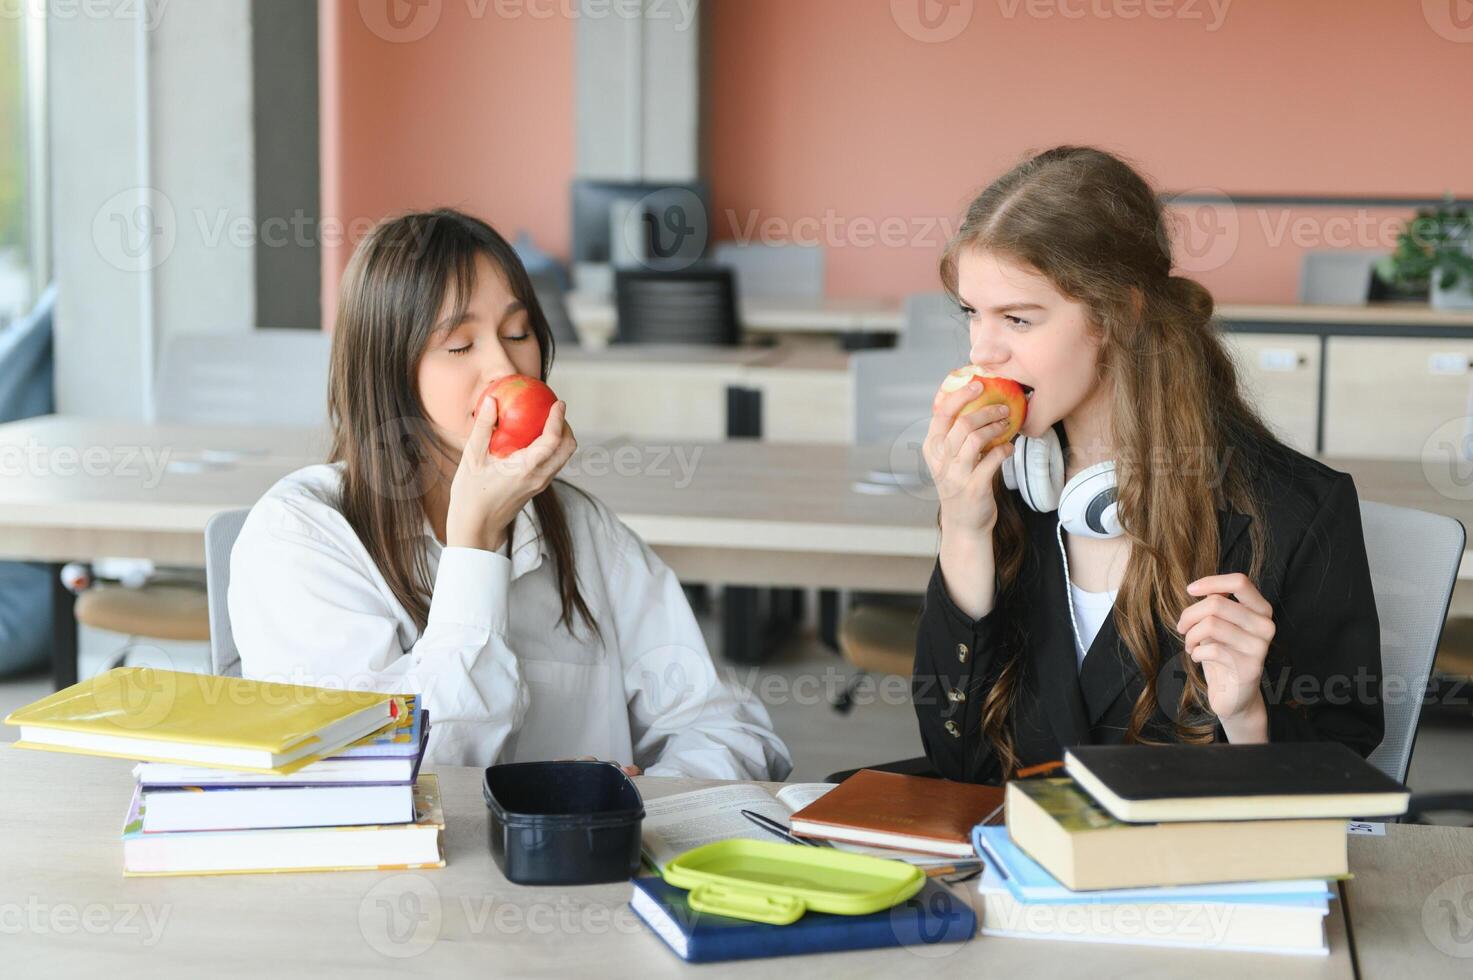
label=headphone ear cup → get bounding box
[1057,461,1122,538]
[1015,431,1065,513]
[1001,446,1018,490]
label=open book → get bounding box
[639,783,961,871]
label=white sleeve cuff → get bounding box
[427,545,511,635]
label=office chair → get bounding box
[712,242,824,302]
[528,270,581,347]
[1298,250,1384,305]
[898,291,968,358]
[828,500,1467,789]
[204,509,251,677]
[829,349,958,714]
[612,267,741,346]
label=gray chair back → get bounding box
[1360,500,1465,784]
[204,508,250,677]
[1299,250,1383,305]
[529,270,580,347]
[851,347,958,448]
[712,242,824,301]
[155,329,331,426]
[899,291,968,358]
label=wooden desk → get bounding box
[7,417,1473,678]
[566,293,903,348]
[1,745,1374,977]
[1219,303,1473,333]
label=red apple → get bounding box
[474,375,559,457]
[940,366,1028,451]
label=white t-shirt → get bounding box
[1068,580,1118,668]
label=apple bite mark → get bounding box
[941,365,1029,451]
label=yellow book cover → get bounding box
[4,667,400,773]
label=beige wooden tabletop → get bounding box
[2,416,1471,587]
[0,744,1378,979]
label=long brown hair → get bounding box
[327,208,599,641]
[940,146,1284,776]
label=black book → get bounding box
[1064,742,1409,823]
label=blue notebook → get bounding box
[629,876,976,963]
[972,825,1333,906]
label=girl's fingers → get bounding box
[1183,615,1262,658]
[927,382,982,446]
[944,404,1011,459]
[1186,573,1272,617]
[1177,593,1275,641]
[465,394,497,462]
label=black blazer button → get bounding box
[947,688,966,703]
[957,642,969,663]
[944,720,961,738]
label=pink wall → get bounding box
[319,0,574,329]
[706,1,1473,302]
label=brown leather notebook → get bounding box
[788,769,1006,857]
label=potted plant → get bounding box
[1378,195,1473,311]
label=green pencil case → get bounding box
[659,839,927,925]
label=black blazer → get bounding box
[913,439,1384,785]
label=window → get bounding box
[0,9,44,327]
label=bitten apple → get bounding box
[473,375,559,457]
[939,366,1028,451]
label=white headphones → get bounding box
[1000,426,1123,539]
[1002,425,1123,660]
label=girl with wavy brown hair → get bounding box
[914,147,1383,783]
[229,208,790,779]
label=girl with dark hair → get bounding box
[230,208,791,779]
[915,147,1383,783]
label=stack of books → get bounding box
[975,742,1411,956]
[4,667,445,876]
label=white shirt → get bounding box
[228,462,793,781]
[1068,580,1118,669]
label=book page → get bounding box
[773,782,838,813]
[640,784,793,870]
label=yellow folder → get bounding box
[4,667,401,774]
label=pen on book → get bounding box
[739,809,829,847]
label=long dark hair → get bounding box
[940,146,1286,776]
[327,208,598,640]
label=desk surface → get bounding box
[0,745,1387,978]
[3,417,1473,582]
